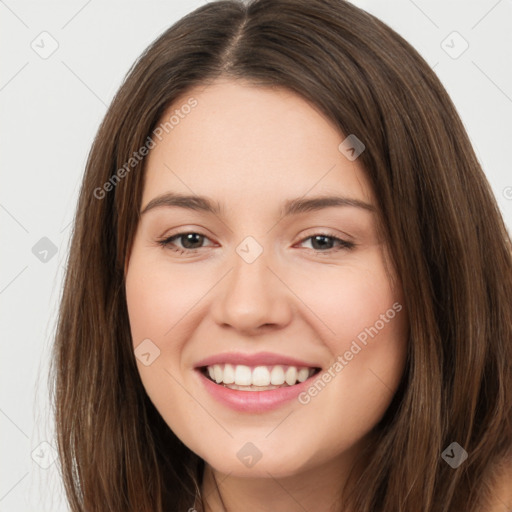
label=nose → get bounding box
[210,248,293,334]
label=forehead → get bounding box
[142,79,374,210]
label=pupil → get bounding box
[182,233,203,249]
[312,235,333,250]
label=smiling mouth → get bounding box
[199,364,321,391]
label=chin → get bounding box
[199,443,315,479]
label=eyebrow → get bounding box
[140,192,375,217]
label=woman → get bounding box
[50,0,512,510]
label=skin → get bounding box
[125,79,409,512]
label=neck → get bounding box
[198,440,370,512]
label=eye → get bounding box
[156,230,355,256]
[296,232,355,253]
[156,232,214,254]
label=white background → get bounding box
[1,0,511,510]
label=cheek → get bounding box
[291,251,405,354]
[125,247,205,426]
[125,247,210,346]
[290,254,408,446]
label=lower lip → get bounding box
[195,369,318,412]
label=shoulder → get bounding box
[484,456,512,511]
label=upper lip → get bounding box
[194,351,322,369]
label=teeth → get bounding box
[252,366,270,386]
[285,366,297,386]
[223,363,235,384]
[204,364,316,387]
[270,366,285,385]
[297,368,310,382]
[234,365,252,386]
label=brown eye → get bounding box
[298,233,355,252]
[157,232,212,253]
[176,233,205,249]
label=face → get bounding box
[125,79,408,479]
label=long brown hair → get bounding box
[49,0,512,510]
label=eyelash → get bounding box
[156,231,355,255]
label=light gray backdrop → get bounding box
[1,0,511,510]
